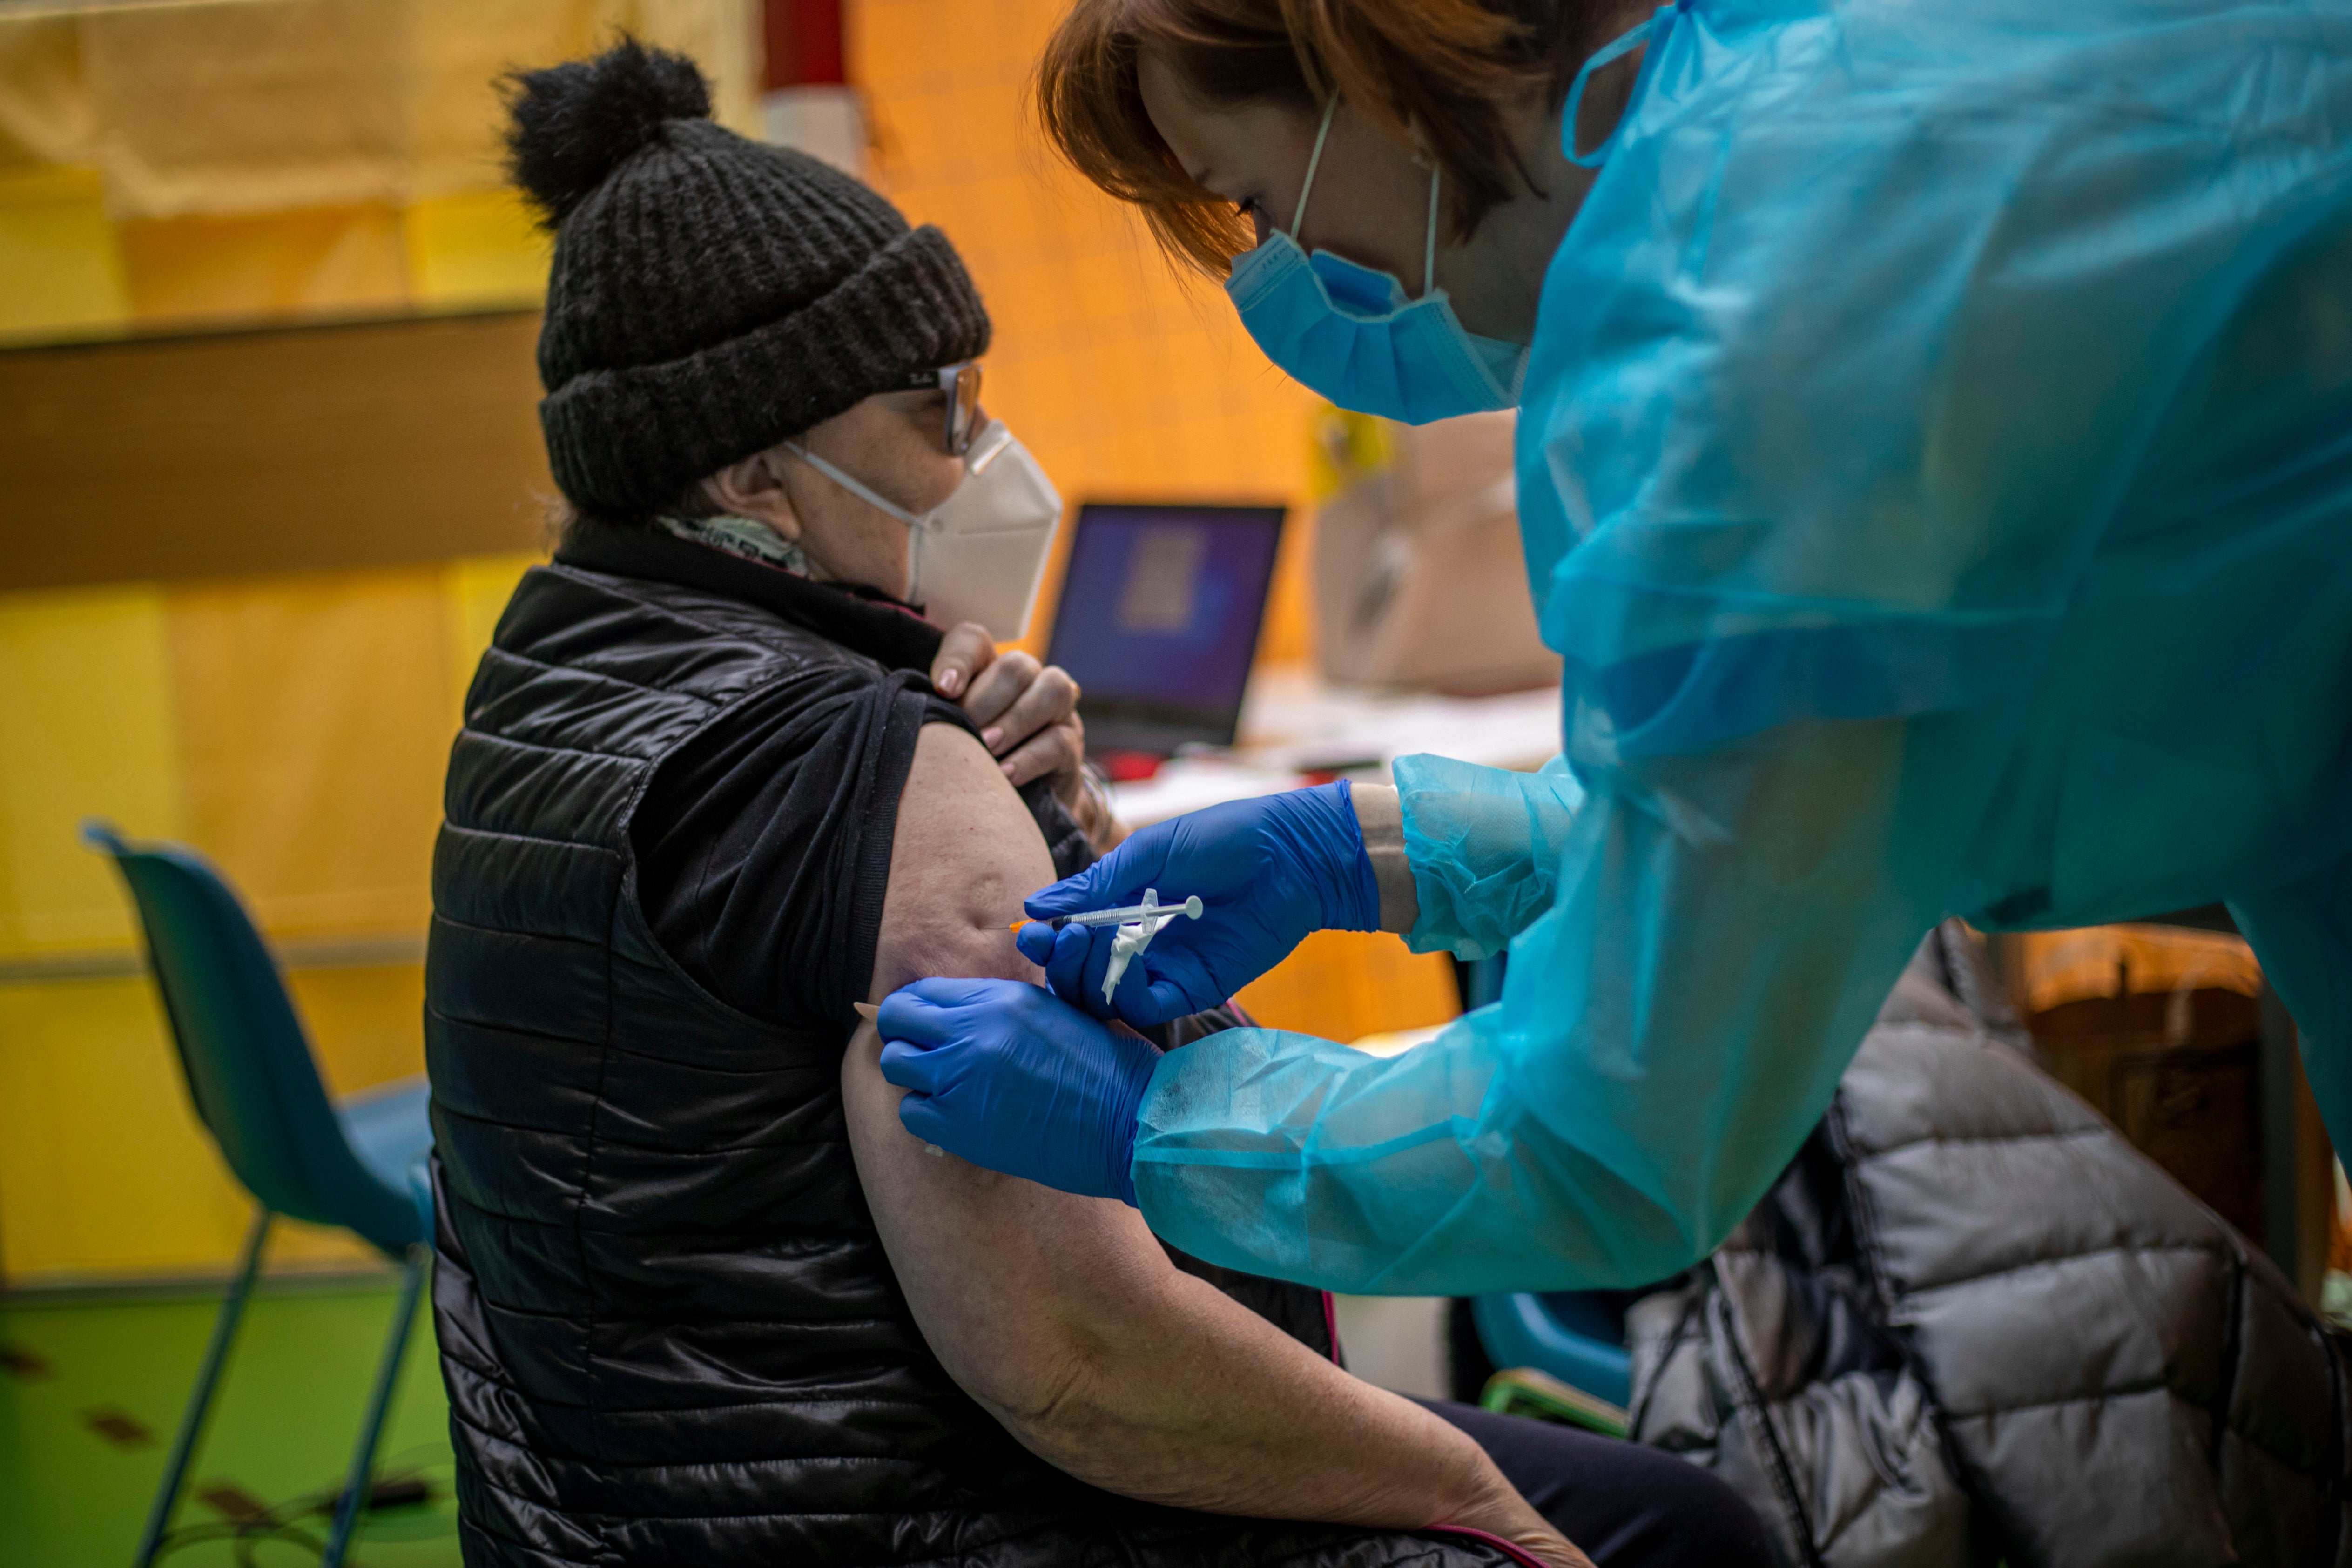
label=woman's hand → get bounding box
[931,625,1120,848]
[1508,1527,1594,1568]
[877,976,1156,1204]
[1444,1470,1594,1568]
[1017,782,1380,1026]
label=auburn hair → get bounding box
[1035,0,1597,277]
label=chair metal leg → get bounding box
[133,1207,271,1568]
[320,1246,428,1568]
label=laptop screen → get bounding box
[1044,502,1287,754]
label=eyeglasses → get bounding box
[901,361,984,457]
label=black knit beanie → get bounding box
[505,38,991,519]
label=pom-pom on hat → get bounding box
[505,37,991,519]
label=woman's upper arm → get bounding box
[844,720,1168,1417]
[843,729,1550,1541]
[867,720,1055,998]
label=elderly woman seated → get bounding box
[425,41,1766,1568]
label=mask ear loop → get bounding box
[1564,8,1666,169]
[784,441,929,530]
[1289,97,1339,238]
[1422,164,1441,300]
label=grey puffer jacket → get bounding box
[1627,923,2350,1567]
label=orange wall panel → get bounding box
[1234,931,1462,1044]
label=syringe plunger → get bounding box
[1034,894,1203,930]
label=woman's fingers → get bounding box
[977,662,1078,757]
[997,717,1082,788]
[1110,945,1163,1016]
[961,648,1046,731]
[929,622,997,700]
[895,1089,953,1148]
[876,976,997,1046]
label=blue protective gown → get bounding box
[1130,0,2352,1294]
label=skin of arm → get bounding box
[1352,782,1418,935]
[842,722,1580,1561]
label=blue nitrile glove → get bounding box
[1014,781,1381,1027]
[876,977,1158,1203]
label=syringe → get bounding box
[1014,894,1203,933]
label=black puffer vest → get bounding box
[425,549,1516,1568]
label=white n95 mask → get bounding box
[788,420,1063,640]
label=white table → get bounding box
[1106,666,1562,827]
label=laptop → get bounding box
[1043,501,1287,756]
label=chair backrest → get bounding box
[82,822,418,1254]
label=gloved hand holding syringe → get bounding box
[1012,781,1380,1026]
[874,781,1384,1203]
[860,891,1201,1163]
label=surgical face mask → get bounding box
[788,419,1062,640]
[1225,99,1528,426]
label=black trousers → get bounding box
[1416,1400,1774,1568]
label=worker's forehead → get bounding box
[1135,50,1309,195]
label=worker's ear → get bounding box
[701,446,804,541]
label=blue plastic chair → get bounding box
[1473,1292,1635,1412]
[82,822,433,1568]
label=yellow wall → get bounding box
[0,585,179,956]
[0,0,757,340]
[0,559,536,1281]
[0,166,129,338]
[165,571,449,939]
[0,0,720,1284]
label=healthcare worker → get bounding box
[877,0,2352,1295]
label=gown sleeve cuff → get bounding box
[1395,751,1586,960]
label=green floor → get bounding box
[0,1272,458,1567]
